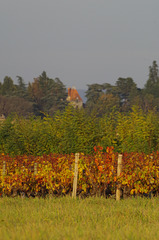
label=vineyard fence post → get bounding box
[72,153,79,199]
[2,161,6,177]
[116,154,123,201]
[34,162,38,176]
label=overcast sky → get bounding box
[0,0,159,90]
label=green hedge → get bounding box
[0,106,159,156]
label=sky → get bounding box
[0,0,159,90]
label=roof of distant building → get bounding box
[67,87,83,102]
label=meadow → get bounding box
[0,197,159,240]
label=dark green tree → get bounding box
[115,77,139,111]
[2,76,16,96]
[28,71,68,116]
[144,61,159,98]
[85,84,104,105]
[85,84,104,114]
[15,76,27,98]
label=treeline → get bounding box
[0,71,68,117]
[0,106,159,156]
[85,61,159,116]
[1,60,159,117]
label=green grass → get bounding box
[0,197,159,240]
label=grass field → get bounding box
[0,197,159,240]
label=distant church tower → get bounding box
[67,87,83,109]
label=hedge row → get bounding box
[1,106,159,156]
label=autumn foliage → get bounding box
[0,147,159,198]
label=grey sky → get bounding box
[0,0,159,90]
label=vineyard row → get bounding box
[0,147,159,198]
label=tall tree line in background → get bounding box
[0,60,159,117]
[0,71,68,117]
[85,60,159,116]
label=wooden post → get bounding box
[116,154,123,201]
[2,161,6,177]
[72,153,79,199]
[34,162,38,176]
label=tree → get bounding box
[116,106,159,153]
[0,95,33,117]
[27,71,68,116]
[15,76,27,98]
[144,61,159,98]
[48,77,68,114]
[1,76,16,96]
[96,93,120,116]
[115,77,138,111]
[85,84,104,105]
[53,106,99,154]
[85,84,105,114]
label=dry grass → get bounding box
[0,196,159,240]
